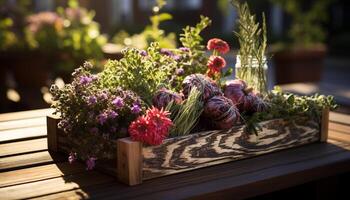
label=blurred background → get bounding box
[0,0,349,113]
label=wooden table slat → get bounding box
[29,140,350,200]
[0,126,47,144]
[0,162,86,188]
[0,138,47,157]
[0,117,46,131]
[328,130,350,143]
[0,151,66,172]
[329,122,350,134]
[330,111,350,125]
[0,108,53,122]
[0,170,114,200]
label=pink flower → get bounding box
[128,107,172,145]
[207,55,226,74]
[207,38,230,54]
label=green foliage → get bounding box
[166,87,204,137]
[25,0,106,73]
[100,43,177,105]
[243,86,338,134]
[233,0,268,94]
[100,14,212,100]
[112,0,176,49]
[0,18,18,50]
[270,0,332,46]
[179,15,211,75]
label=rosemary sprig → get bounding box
[232,0,268,94]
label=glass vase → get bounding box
[235,55,268,94]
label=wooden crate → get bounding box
[47,109,329,186]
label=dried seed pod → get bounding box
[152,88,183,109]
[224,79,267,113]
[182,74,222,101]
[204,95,240,129]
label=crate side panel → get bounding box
[142,119,320,180]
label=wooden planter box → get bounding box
[47,109,329,186]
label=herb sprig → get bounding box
[232,0,267,94]
[243,86,338,134]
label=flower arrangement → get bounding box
[50,62,145,160]
[51,1,337,171]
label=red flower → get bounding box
[207,55,226,74]
[207,38,230,54]
[128,107,173,145]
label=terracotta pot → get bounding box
[273,47,327,84]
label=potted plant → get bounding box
[47,1,337,186]
[269,0,332,84]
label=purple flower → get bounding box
[139,50,148,56]
[112,97,124,108]
[68,152,77,164]
[131,104,141,114]
[90,127,99,135]
[176,68,185,76]
[97,113,108,125]
[87,96,97,105]
[86,156,97,170]
[107,110,118,119]
[79,76,93,85]
[160,48,175,56]
[161,48,181,60]
[179,47,190,52]
[98,92,108,100]
[173,55,181,60]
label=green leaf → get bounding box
[157,13,173,21]
[223,68,233,77]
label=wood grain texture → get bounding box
[117,138,142,185]
[0,170,114,200]
[0,126,47,143]
[0,162,85,187]
[329,122,350,134]
[0,138,47,157]
[142,118,321,180]
[329,111,350,125]
[0,108,53,122]
[0,151,65,172]
[47,115,60,152]
[328,130,350,143]
[0,117,45,131]
[321,108,330,142]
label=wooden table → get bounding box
[1,109,350,200]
